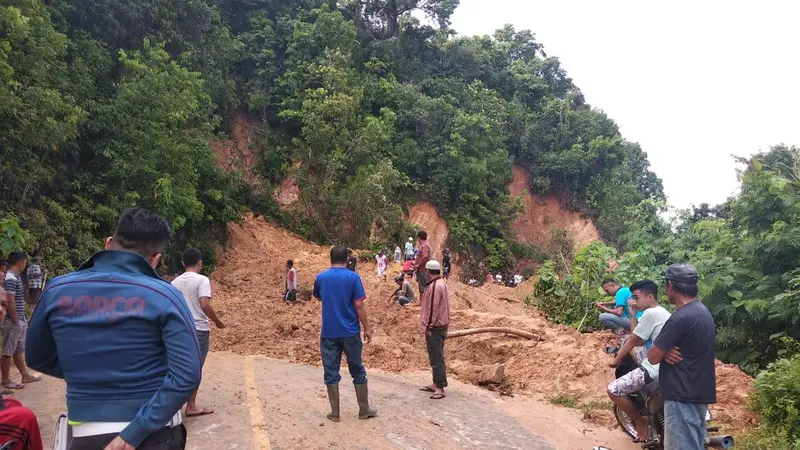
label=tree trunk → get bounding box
[447,327,542,341]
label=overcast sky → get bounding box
[450,0,800,209]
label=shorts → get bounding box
[197,330,210,366]
[2,322,27,356]
[608,367,647,397]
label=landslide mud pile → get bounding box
[211,214,755,430]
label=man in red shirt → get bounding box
[418,260,450,400]
[413,231,431,295]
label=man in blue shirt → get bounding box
[26,208,201,450]
[596,278,642,333]
[314,246,377,423]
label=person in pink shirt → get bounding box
[418,260,450,400]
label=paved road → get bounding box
[13,352,633,449]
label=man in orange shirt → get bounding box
[413,231,431,295]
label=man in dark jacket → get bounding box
[26,208,201,450]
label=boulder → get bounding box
[478,363,505,385]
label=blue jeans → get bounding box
[664,400,707,450]
[320,335,367,386]
[599,312,631,330]
[397,296,412,305]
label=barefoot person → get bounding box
[172,248,226,418]
[419,260,450,400]
[3,251,40,390]
[314,246,377,422]
[26,208,201,450]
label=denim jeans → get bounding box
[320,335,367,386]
[416,270,430,295]
[69,424,186,450]
[599,313,631,331]
[396,296,412,305]
[664,400,707,450]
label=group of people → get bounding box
[314,239,452,414]
[483,272,523,288]
[599,265,717,450]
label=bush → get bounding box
[748,355,800,448]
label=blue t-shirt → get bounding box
[313,268,366,339]
[615,287,643,319]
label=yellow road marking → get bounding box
[244,355,272,450]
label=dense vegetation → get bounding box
[0,0,661,274]
[535,145,800,447]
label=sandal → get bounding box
[22,375,41,384]
[186,408,214,417]
[2,382,24,390]
[430,392,446,400]
[419,386,435,392]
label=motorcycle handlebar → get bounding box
[705,435,735,449]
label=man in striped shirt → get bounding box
[26,256,44,306]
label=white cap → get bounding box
[425,260,441,271]
[408,237,413,241]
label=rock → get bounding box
[478,363,505,385]
[302,323,313,332]
[392,349,404,358]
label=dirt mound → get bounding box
[407,202,448,258]
[509,165,599,250]
[210,214,754,431]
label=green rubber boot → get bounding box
[355,382,377,420]
[326,385,340,422]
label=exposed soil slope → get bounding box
[210,214,756,431]
[406,201,448,258]
[509,165,599,250]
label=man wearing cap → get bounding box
[647,264,716,450]
[404,238,414,261]
[419,260,450,400]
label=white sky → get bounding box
[450,0,800,209]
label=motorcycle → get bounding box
[605,345,735,449]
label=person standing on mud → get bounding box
[3,251,39,391]
[405,238,414,261]
[314,246,377,422]
[26,256,45,306]
[346,249,357,272]
[413,231,431,294]
[648,264,716,450]
[394,245,402,264]
[26,208,200,450]
[442,249,452,280]
[419,260,450,400]
[172,248,226,418]
[284,259,298,303]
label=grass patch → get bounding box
[549,394,579,408]
[549,395,612,412]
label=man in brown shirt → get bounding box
[413,231,431,295]
[419,260,450,400]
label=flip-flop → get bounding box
[1,388,13,395]
[22,376,41,384]
[419,386,435,392]
[2,382,24,390]
[430,393,446,400]
[186,408,214,417]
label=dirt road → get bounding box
[15,352,637,450]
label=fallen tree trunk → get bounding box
[447,327,541,342]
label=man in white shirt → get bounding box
[607,279,671,442]
[171,248,225,417]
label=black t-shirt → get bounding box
[654,300,716,404]
[443,254,451,269]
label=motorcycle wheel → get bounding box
[613,405,637,439]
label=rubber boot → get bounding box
[355,382,377,419]
[326,385,340,422]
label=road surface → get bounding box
[13,352,636,450]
